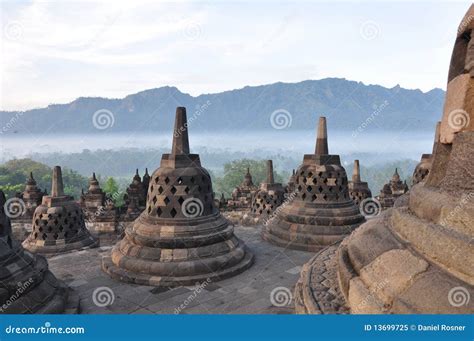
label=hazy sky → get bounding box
[0,0,470,110]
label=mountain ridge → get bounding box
[0,78,445,134]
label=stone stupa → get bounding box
[18,172,45,220]
[250,160,286,220]
[412,122,440,186]
[376,168,409,210]
[80,173,117,233]
[286,169,297,194]
[102,107,254,286]
[295,6,473,314]
[0,190,79,313]
[348,160,372,206]
[228,168,258,209]
[22,166,97,254]
[263,117,365,251]
[122,169,146,221]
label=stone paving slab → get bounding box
[47,225,314,314]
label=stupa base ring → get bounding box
[262,220,361,252]
[22,235,98,255]
[102,249,254,287]
[294,244,349,314]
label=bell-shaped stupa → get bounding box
[228,168,258,209]
[250,160,286,220]
[348,160,372,206]
[103,107,254,286]
[22,166,97,254]
[295,6,474,314]
[0,191,79,313]
[263,117,365,251]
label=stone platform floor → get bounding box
[47,225,314,314]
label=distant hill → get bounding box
[0,78,445,134]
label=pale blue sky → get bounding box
[0,0,471,110]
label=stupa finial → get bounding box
[352,160,361,183]
[266,160,274,184]
[51,166,64,197]
[172,107,190,155]
[315,116,328,155]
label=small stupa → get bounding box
[142,168,151,200]
[228,168,258,209]
[80,173,117,233]
[0,190,79,313]
[22,166,97,254]
[295,6,473,314]
[412,122,441,186]
[18,172,44,220]
[263,117,365,251]
[348,160,372,206]
[122,169,145,221]
[250,160,285,220]
[286,169,297,194]
[103,107,254,286]
[376,168,409,210]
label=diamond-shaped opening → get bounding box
[302,193,307,200]
[164,177,170,184]
[311,194,317,201]
[328,187,333,192]
[53,233,59,240]
[307,186,312,192]
[177,196,184,205]
[177,177,183,185]
[297,185,302,191]
[339,185,343,191]
[323,178,328,184]
[300,171,305,176]
[323,194,328,200]
[155,177,160,184]
[308,171,313,177]
[147,207,152,214]
[152,196,158,204]
[150,185,154,192]
[156,207,163,216]
[170,208,177,217]
[184,186,190,194]
[38,226,43,232]
[163,197,170,205]
[303,177,307,184]
[170,186,177,194]
[190,177,195,184]
[42,233,47,240]
[59,225,64,232]
[197,185,202,192]
[318,186,323,193]
[158,186,164,194]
